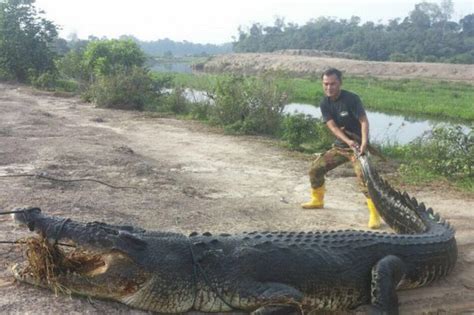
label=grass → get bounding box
[345,77,474,122]
[153,72,474,122]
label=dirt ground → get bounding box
[0,82,473,314]
[203,53,474,82]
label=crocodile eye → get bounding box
[27,221,35,231]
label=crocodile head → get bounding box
[11,207,153,303]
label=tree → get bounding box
[440,0,454,22]
[0,0,58,81]
[82,39,146,81]
[460,14,474,36]
[77,39,164,110]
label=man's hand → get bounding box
[359,142,368,156]
[347,140,361,154]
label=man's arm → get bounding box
[326,119,359,150]
[359,114,369,155]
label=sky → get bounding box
[35,0,473,44]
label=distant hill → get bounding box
[119,36,233,56]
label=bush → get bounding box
[420,126,473,178]
[31,72,58,90]
[160,86,190,114]
[30,71,79,93]
[55,79,80,92]
[0,67,12,81]
[189,101,213,121]
[211,74,286,135]
[282,114,317,150]
[56,49,88,81]
[90,67,157,110]
[281,114,334,151]
[211,75,248,126]
[385,125,473,188]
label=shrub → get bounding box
[31,72,58,90]
[160,86,190,114]
[282,114,317,150]
[385,125,473,188]
[311,121,334,151]
[90,67,157,110]
[211,75,249,126]
[420,126,473,178]
[211,74,286,135]
[55,79,80,93]
[189,101,212,121]
[281,114,334,151]
[56,49,88,82]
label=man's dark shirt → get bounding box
[320,89,366,148]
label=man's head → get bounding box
[321,68,342,101]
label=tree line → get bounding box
[132,37,232,57]
[234,1,474,64]
[2,0,473,88]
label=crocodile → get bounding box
[10,155,457,314]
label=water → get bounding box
[150,63,193,73]
[178,89,471,145]
[182,89,213,103]
[284,103,470,145]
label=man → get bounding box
[301,68,381,229]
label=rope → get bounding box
[0,208,74,248]
[0,209,30,215]
[187,237,242,312]
[0,240,75,247]
[0,173,138,190]
[53,218,70,245]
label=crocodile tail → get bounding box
[359,155,454,235]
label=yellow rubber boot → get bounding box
[301,186,325,209]
[367,198,381,229]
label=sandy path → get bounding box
[0,83,473,314]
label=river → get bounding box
[180,89,470,145]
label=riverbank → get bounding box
[156,72,474,122]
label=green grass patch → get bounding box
[345,77,474,122]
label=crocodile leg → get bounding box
[254,282,303,310]
[369,255,406,315]
[209,282,303,314]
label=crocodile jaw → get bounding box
[11,244,150,302]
